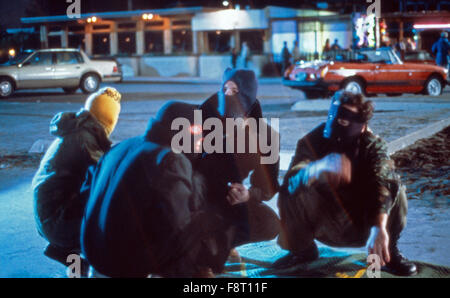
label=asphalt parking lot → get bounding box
[0,79,449,277]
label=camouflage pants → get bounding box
[277,182,408,254]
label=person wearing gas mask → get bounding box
[80,102,235,278]
[273,91,417,276]
[197,68,281,260]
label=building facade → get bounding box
[20,6,352,78]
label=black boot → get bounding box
[384,241,417,276]
[271,243,319,269]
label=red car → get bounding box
[283,47,447,98]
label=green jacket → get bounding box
[282,123,400,219]
[32,109,111,248]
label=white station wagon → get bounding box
[0,48,122,98]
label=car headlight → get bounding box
[320,66,329,78]
[309,73,316,80]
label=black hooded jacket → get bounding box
[81,102,234,277]
[197,69,280,245]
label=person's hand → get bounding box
[323,153,351,187]
[226,183,250,206]
[310,153,352,187]
[287,153,351,195]
[366,226,391,266]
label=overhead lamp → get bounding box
[142,13,154,20]
[413,23,450,29]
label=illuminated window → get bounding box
[144,31,164,54]
[118,32,136,55]
[207,31,231,53]
[173,30,192,53]
[93,33,110,55]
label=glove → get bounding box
[287,153,351,195]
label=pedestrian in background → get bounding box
[281,41,291,76]
[292,40,301,64]
[331,38,341,50]
[239,42,250,68]
[231,47,238,69]
[323,38,331,52]
[432,32,450,69]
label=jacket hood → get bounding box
[144,101,202,161]
[221,68,258,115]
[50,109,111,148]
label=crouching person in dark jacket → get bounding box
[198,68,281,261]
[81,102,235,278]
[32,87,121,265]
[274,91,417,276]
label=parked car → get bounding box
[283,47,448,98]
[0,48,122,98]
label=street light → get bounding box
[87,16,98,23]
[142,13,154,20]
[8,49,16,58]
[222,1,230,7]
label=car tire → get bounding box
[63,87,78,94]
[80,73,100,94]
[0,77,14,98]
[343,79,365,95]
[424,76,443,96]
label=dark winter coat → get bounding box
[198,92,280,246]
[32,110,111,249]
[280,123,401,225]
[432,37,450,66]
[80,124,234,277]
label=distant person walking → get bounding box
[239,42,250,68]
[331,39,341,50]
[281,41,291,76]
[323,39,331,52]
[292,40,300,63]
[231,47,238,69]
[432,32,450,69]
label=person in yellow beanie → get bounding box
[84,87,121,137]
[32,87,121,275]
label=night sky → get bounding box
[0,0,436,30]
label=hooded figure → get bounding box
[32,87,121,259]
[432,32,450,67]
[81,101,235,278]
[197,68,280,249]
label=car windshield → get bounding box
[5,51,34,65]
[323,48,402,64]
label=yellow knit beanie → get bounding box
[84,87,121,136]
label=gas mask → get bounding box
[323,92,366,156]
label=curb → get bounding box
[279,117,450,171]
[387,117,450,155]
